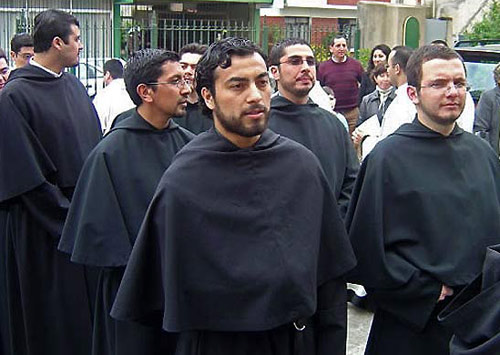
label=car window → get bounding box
[465,62,496,93]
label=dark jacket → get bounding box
[357,87,396,126]
[474,85,500,154]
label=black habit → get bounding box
[111,128,357,355]
[439,244,500,355]
[0,64,102,355]
[58,111,194,355]
[173,102,213,134]
[268,95,359,218]
[346,119,500,355]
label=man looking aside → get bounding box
[318,35,363,135]
[268,38,358,218]
[111,37,356,355]
[59,49,194,355]
[0,9,101,355]
[92,59,134,134]
[346,45,500,355]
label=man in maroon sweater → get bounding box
[318,35,363,135]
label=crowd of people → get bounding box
[0,8,499,355]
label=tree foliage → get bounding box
[465,0,500,39]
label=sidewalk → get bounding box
[347,304,373,355]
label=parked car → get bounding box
[73,58,106,98]
[454,40,500,104]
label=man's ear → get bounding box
[407,85,419,105]
[137,83,153,103]
[52,36,65,51]
[269,65,280,81]
[201,87,215,110]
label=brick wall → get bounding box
[311,17,338,45]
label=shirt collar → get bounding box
[29,58,63,77]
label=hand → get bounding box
[352,128,366,145]
[438,285,454,302]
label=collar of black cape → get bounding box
[111,109,180,132]
[209,126,280,152]
[393,115,464,139]
[8,63,63,82]
[271,94,318,109]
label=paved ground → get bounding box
[347,304,373,355]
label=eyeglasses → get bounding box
[146,78,190,89]
[279,56,316,67]
[420,81,469,93]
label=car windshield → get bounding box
[465,61,496,94]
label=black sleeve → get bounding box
[338,130,360,219]
[368,269,442,332]
[20,181,70,239]
[315,278,348,355]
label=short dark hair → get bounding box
[11,33,34,53]
[179,43,208,58]
[390,45,414,73]
[124,49,180,106]
[33,9,79,53]
[367,44,391,72]
[372,63,388,78]
[406,45,465,89]
[195,37,267,115]
[330,34,347,46]
[0,48,7,62]
[430,39,449,47]
[104,59,124,79]
[269,38,312,66]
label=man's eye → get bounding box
[431,82,446,89]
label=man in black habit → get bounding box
[438,244,500,355]
[346,45,500,354]
[0,9,101,355]
[173,42,213,134]
[268,38,359,218]
[110,37,356,355]
[58,49,194,355]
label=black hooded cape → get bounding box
[111,128,356,354]
[268,95,359,218]
[173,102,213,134]
[58,111,194,355]
[439,244,500,355]
[346,119,500,354]
[0,64,102,355]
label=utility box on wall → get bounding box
[425,18,452,45]
[357,1,427,50]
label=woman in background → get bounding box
[358,44,391,102]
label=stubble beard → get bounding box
[213,103,269,138]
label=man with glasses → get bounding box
[110,37,356,355]
[59,49,194,355]
[9,33,34,69]
[346,45,500,354]
[268,38,358,218]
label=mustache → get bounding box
[244,104,269,113]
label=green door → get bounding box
[404,17,420,49]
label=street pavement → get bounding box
[347,304,373,355]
